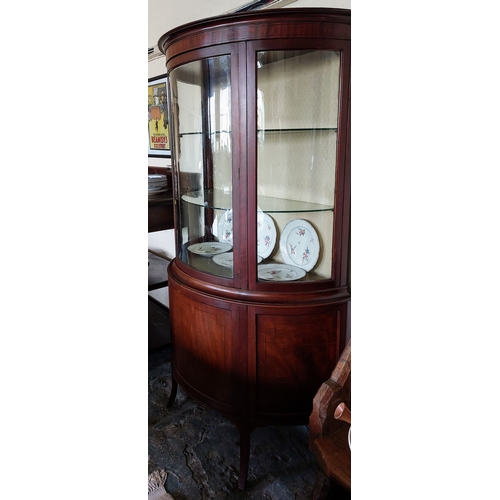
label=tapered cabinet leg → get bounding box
[237,424,251,490]
[167,374,178,408]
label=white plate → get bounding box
[181,194,205,206]
[217,209,233,245]
[212,252,262,268]
[257,211,277,260]
[279,219,320,272]
[187,242,232,256]
[148,188,168,197]
[212,252,233,268]
[148,175,168,189]
[258,263,306,281]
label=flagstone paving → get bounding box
[148,345,325,500]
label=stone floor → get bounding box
[148,344,348,500]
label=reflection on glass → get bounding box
[169,55,233,278]
[256,50,341,281]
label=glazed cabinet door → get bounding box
[168,47,241,285]
[246,41,350,289]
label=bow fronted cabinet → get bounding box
[158,8,351,490]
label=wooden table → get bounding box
[148,167,174,233]
[148,191,174,232]
[148,251,171,350]
[148,167,174,349]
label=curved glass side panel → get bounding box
[169,55,233,278]
[256,50,340,282]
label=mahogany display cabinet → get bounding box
[158,8,351,490]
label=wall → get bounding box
[147,0,351,257]
[148,0,351,60]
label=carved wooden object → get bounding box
[309,339,351,498]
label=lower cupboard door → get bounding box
[250,304,345,424]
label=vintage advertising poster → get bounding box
[148,76,170,157]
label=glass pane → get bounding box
[169,55,233,278]
[256,50,340,281]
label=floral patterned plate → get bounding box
[257,263,306,281]
[257,210,277,260]
[187,242,232,256]
[279,219,320,272]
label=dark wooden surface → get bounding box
[148,193,174,232]
[168,260,349,426]
[312,425,350,492]
[309,340,351,497]
[148,167,175,233]
[159,8,351,62]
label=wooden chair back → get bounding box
[309,340,351,498]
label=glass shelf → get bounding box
[179,128,337,137]
[182,189,334,213]
[180,131,231,137]
[257,196,333,213]
[257,128,337,134]
[181,190,231,211]
[180,245,332,282]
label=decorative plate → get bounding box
[279,219,320,272]
[148,188,168,197]
[212,253,262,268]
[212,252,233,268]
[148,174,167,181]
[148,174,168,190]
[217,209,233,245]
[187,242,232,256]
[257,211,277,260]
[257,263,306,282]
[148,174,167,183]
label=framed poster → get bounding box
[148,75,171,157]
